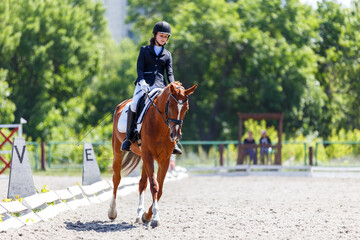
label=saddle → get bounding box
[117,88,163,141]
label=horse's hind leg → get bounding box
[135,166,148,223]
[108,136,125,220]
[140,152,158,224]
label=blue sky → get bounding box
[300,0,352,8]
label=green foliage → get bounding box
[93,143,113,172]
[282,134,307,165]
[82,38,138,127]
[40,185,50,193]
[0,0,107,140]
[316,128,360,165]
[127,0,329,141]
[0,0,359,169]
[0,69,16,123]
[314,0,360,136]
[242,119,278,143]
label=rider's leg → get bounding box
[121,85,142,151]
[121,109,136,151]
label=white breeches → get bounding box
[130,83,158,112]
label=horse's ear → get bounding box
[185,84,198,96]
[170,83,176,94]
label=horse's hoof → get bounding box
[142,212,149,223]
[108,208,117,220]
[150,220,160,228]
[135,217,141,223]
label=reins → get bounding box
[145,92,169,127]
[145,90,188,131]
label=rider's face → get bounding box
[155,33,169,46]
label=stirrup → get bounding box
[121,139,132,152]
[172,144,182,155]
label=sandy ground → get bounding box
[1,175,360,239]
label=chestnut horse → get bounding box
[108,81,197,227]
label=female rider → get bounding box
[121,21,182,155]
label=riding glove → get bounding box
[139,79,149,93]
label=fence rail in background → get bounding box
[45,141,112,170]
[178,141,307,168]
[315,141,360,166]
[3,140,359,171]
[0,142,38,173]
[29,141,310,170]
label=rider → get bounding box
[121,21,182,155]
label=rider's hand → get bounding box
[139,79,149,93]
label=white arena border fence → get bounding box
[0,137,188,232]
[0,170,188,232]
[188,165,360,178]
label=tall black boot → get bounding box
[121,110,136,151]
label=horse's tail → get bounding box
[121,152,141,176]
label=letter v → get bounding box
[15,146,26,164]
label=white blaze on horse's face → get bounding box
[176,100,183,132]
[168,83,197,142]
[169,97,187,142]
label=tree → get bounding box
[0,0,107,140]
[127,0,325,140]
[0,69,16,123]
[315,0,360,136]
[81,38,138,127]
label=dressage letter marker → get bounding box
[14,145,26,164]
[82,143,102,186]
[85,148,93,161]
[7,137,36,198]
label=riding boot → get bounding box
[121,110,136,151]
[172,143,182,155]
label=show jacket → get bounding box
[135,45,175,88]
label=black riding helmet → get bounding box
[153,21,171,36]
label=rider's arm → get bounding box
[166,52,175,83]
[136,47,145,84]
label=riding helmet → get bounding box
[153,21,171,36]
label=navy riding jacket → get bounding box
[134,45,175,88]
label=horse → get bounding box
[108,81,197,227]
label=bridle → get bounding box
[165,93,188,130]
[146,88,188,132]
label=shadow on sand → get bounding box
[64,220,137,232]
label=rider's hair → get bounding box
[149,36,156,46]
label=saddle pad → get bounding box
[117,88,163,134]
[117,102,131,133]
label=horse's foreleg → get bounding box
[156,159,170,201]
[149,160,170,227]
[108,140,124,220]
[136,166,147,223]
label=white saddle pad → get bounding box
[117,88,163,133]
[117,102,131,133]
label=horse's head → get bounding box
[165,82,198,142]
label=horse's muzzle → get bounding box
[170,132,182,142]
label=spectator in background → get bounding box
[259,130,272,164]
[244,131,257,164]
